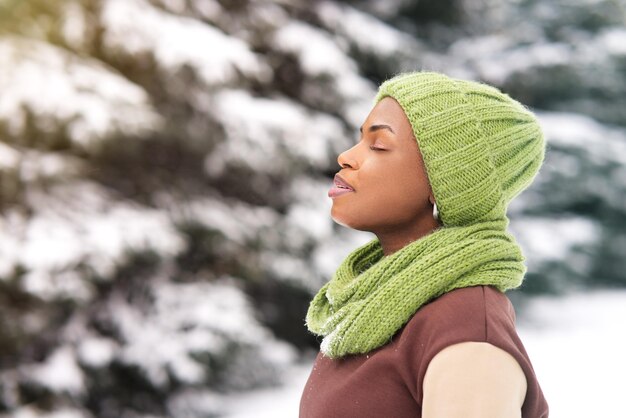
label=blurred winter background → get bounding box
[0,0,625,417]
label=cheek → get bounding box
[373,156,426,195]
[362,168,425,216]
[378,178,423,210]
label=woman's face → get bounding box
[329,97,435,234]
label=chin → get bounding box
[332,202,377,228]
[330,207,354,229]
[331,215,371,232]
[330,212,348,228]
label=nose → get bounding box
[337,144,359,169]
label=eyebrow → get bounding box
[359,123,395,135]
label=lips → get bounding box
[328,173,355,198]
[333,174,354,191]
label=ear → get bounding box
[429,195,436,205]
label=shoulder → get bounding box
[403,285,515,340]
[426,284,512,315]
[422,341,527,418]
[395,285,526,401]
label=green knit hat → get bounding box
[374,71,546,227]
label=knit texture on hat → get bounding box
[305,72,546,359]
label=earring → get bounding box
[432,201,439,222]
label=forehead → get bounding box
[365,96,413,134]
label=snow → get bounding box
[319,322,343,356]
[311,230,372,280]
[114,292,212,387]
[0,142,20,169]
[316,1,417,57]
[479,42,572,85]
[166,388,224,418]
[77,337,117,368]
[60,1,87,50]
[598,27,626,56]
[284,202,332,241]
[219,361,314,418]
[6,408,91,418]
[440,23,626,87]
[220,289,626,418]
[518,289,626,418]
[258,251,319,291]
[17,151,82,183]
[101,0,271,86]
[113,278,297,389]
[0,36,163,146]
[157,0,188,14]
[0,181,185,300]
[449,35,515,60]
[511,215,600,263]
[29,346,85,396]
[272,20,375,125]
[162,194,282,245]
[274,21,356,78]
[191,0,223,21]
[204,89,344,174]
[537,111,626,166]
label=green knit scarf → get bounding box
[305,218,526,359]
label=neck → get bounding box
[375,216,441,257]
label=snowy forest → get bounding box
[0,0,625,417]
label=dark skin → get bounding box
[332,97,442,257]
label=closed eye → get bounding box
[369,146,385,151]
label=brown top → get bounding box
[299,285,549,418]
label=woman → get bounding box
[299,71,549,417]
